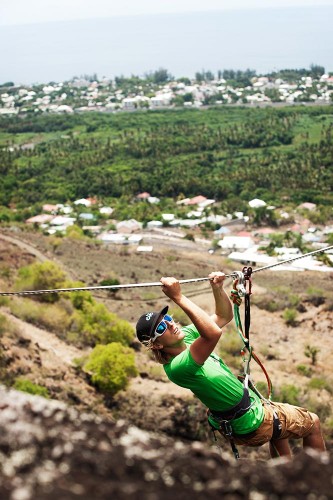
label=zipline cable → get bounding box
[251,245,333,274]
[0,245,332,297]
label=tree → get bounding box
[83,343,138,396]
[15,261,67,303]
[310,64,325,79]
[152,68,173,84]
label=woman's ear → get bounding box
[151,342,163,351]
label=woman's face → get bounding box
[153,316,185,347]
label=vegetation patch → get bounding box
[83,343,138,396]
[13,378,49,398]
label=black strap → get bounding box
[242,266,252,343]
[271,411,282,440]
[209,388,251,421]
[244,293,251,341]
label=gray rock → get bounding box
[0,386,331,499]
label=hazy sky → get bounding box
[2,0,333,25]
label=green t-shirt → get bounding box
[163,324,264,434]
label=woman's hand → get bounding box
[208,271,226,289]
[160,277,182,303]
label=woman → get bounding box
[136,272,325,458]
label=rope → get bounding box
[231,282,274,400]
[0,245,332,297]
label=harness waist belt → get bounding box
[209,388,251,421]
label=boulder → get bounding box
[0,386,331,499]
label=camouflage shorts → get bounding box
[231,401,315,447]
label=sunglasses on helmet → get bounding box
[151,314,173,342]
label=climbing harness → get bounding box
[0,245,332,297]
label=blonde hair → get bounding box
[145,339,169,365]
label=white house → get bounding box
[148,197,160,204]
[248,198,267,208]
[218,236,255,251]
[150,93,173,108]
[50,216,76,227]
[99,233,127,244]
[74,198,91,207]
[162,214,175,222]
[128,234,143,244]
[147,220,163,229]
[99,207,114,215]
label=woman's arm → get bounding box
[160,276,223,365]
[208,271,233,328]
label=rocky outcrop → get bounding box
[0,386,331,499]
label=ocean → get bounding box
[1,5,332,85]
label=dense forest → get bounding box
[0,105,332,211]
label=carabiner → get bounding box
[233,271,246,297]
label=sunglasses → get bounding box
[151,314,173,341]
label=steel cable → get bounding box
[0,245,332,297]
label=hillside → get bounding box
[0,228,332,461]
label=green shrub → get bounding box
[296,364,313,377]
[142,291,159,301]
[146,364,167,382]
[254,288,300,312]
[324,417,333,437]
[70,302,134,347]
[9,298,40,323]
[15,261,67,303]
[275,384,301,406]
[0,313,20,337]
[83,343,138,395]
[304,344,320,366]
[306,286,326,306]
[305,399,331,422]
[169,307,190,326]
[0,265,11,279]
[62,283,93,310]
[99,278,120,288]
[218,330,244,370]
[257,298,280,312]
[288,293,300,307]
[306,286,324,297]
[0,297,10,307]
[220,330,244,357]
[13,378,49,398]
[307,377,333,394]
[65,224,85,240]
[9,298,71,334]
[282,308,298,326]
